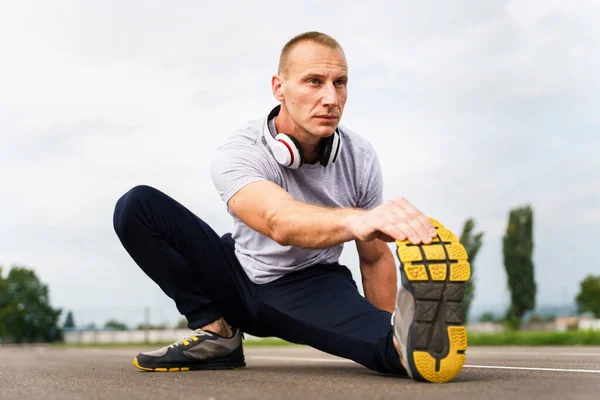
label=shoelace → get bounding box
[169,329,213,348]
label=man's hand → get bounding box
[228,180,435,249]
[345,197,437,245]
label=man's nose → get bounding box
[321,82,339,106]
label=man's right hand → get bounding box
[345,197,437,245]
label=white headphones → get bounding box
[262,105,342,169]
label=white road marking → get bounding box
[468,351,600,358]
[248,356,600,374]
[463,365,600,374]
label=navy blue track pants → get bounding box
[112,185,406,376]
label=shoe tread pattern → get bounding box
[396,217,470,383]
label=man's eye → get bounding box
[309,78,320,85]
[335,80,346,87]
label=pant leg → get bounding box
[112,184,260,333]
[255,262,407,376]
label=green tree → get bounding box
[479,312,496,323]
[0,265,9,339]
[502,205,536,330]
[104,319,128,330]
[458,218,484,322]
[64,310,76,329]
[0,265,63,343]
[528,313,556,323]
[575,275,600,317]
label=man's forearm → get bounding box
[360,247,398,313]
[267,199,363,249]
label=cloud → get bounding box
[1,0,598,327]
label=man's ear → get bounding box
[271,74,285,101]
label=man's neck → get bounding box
[274,114,321,164]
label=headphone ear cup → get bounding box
[320,131,341,166]
[285,134,304,163]
[275,133,304,169]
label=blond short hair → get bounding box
[278,31,344,75]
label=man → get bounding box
[112,31,470,383]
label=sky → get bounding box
[1,0,599,328]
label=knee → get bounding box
[113,185,159,237]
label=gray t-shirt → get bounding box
[209,109,383,284]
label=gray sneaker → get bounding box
[133,328,245,371]
[392,217,470,383]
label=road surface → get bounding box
[1,345,599,399]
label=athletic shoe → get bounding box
[133,328,246,371]
[392,217,470,383]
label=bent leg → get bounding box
[112,185,259,333]
[255,263,406,376]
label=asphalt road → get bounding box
[1,345,599,399]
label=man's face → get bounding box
[274,41,348,139]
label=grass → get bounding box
[50,331,600,348]
[467,330,600,346]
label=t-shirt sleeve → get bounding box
[210,143,276,205]
[357,151,384,210]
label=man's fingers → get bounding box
[393,198,436,242]
[417,214,437,237]
[387,200,428,243]
[380,218,409,242]
[391,197,437,244]
[369,198,438,245]
[377,211,420,244]
[409,212,437,243]
[405,214,431,243]
[371,214,408,242]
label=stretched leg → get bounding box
[112,184,261,334]
[112,185,267,371]
[255,262,407,376]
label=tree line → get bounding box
[463,205,541,328]
[62,311,188,332]
[461,204,599,328]
[0,266,62,343]
[1,204,599,342]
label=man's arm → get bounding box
[356,238,397,313]
[227,180,362,249]
[227,180,437,249]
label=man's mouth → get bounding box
[316,115,338,120]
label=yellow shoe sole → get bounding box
[133,357,191,372]
[133,356,246,372]
[395,217,470,383]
